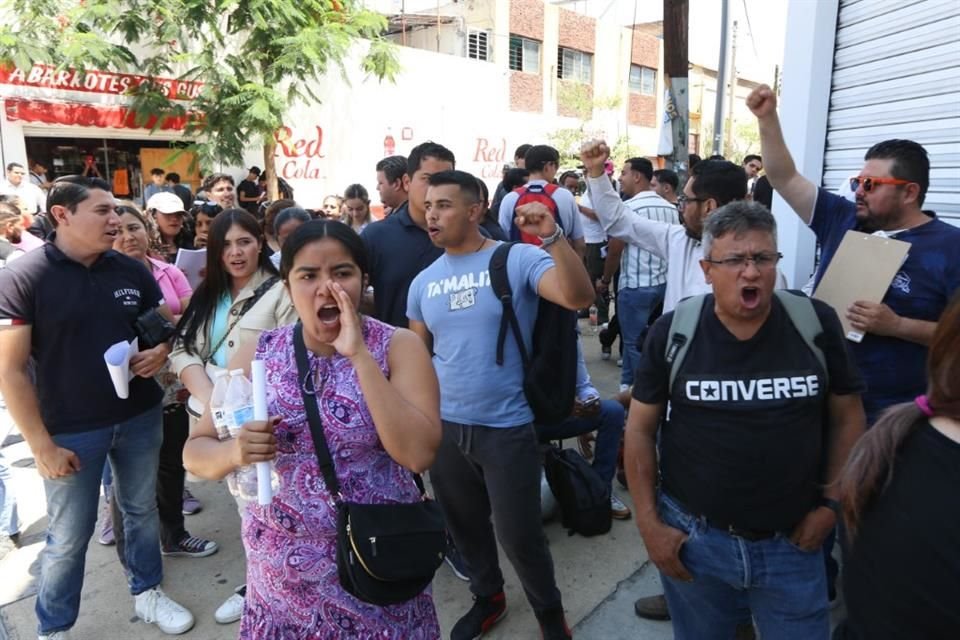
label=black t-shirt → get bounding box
[633,294,864,531]
[237,179,261,215]
[838,421,960,640]
[836,421,960,640]
[172,183,193,210]
[0,241,164,435]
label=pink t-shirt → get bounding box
[13,231,45,253]
[149,257,193,315]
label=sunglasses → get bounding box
[849,177,912,193]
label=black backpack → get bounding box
[489,242,577,425]
[544,446,612,537]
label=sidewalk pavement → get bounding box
[0,324,842,639]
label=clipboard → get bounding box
[813,230,910,343]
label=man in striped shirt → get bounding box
[596,158,679,391]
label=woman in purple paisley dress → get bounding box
[184,221,442,639]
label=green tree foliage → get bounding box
[0,0,399,196]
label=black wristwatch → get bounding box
[818,497,840,516]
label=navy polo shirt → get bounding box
[810,188,960,422]
[361,202,443,328]
[0,239,164,435]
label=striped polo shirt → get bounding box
[619,191,679,290]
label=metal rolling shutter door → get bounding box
[823,0,960,226]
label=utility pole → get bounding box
[725,19,738,157]
[712,0,730,156]
[662,0,690,183]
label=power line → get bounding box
[740,0,759,60]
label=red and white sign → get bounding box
[0,63,202,100]
[4,98,189,131]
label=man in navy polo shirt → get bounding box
[0,176,195,638]
[749,84,960,424]
[362,141,456,328]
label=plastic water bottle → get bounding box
[209,370,231,441]
[222,369,278,503]
[588,304,599,334]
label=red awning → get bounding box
[4,98,189,131]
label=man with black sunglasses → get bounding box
[748,83,960,426]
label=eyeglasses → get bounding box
[677,195,706,212]
[849,176,912,192]
[703,252,783,270]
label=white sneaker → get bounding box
[610,494,632,520]
[214,586,245,624]
[134,587,195,635]
[39,632,71,640]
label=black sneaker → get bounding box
[451,592,507,640]
[536,607,572,640]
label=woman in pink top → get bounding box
[107,204,219,559]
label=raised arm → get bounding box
[580,142,673,259]
[514,203,595,310]
[746,84,817,223]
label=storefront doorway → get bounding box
[25,135,200,205]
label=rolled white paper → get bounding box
[104,337,138,399]
[251,360,273,505]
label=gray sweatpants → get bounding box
[431,421,563,613]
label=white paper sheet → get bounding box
[104,337,139,399]
[174,248,207,289]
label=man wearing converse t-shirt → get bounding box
[626,202,865,640]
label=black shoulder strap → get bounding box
[489,242,529,368]
[293,322,341,499]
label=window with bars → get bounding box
[509,35,541,74]
[629,65,656,95]
[467,30,490,61]
[557,47,592,84]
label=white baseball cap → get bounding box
[146,191,186,214]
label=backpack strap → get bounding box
[665,291,828,393]
[773,290,828,386]
[489,242,530,369]
[666,294,707,392]
[541,183,565,231]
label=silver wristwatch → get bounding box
[539,225,564,248]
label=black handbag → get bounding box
[134,308,176,348]
[293,323,447,605]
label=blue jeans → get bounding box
[574,330,598,401]
[536,399,624,486]
[36,405,164,635]
[657,491,829,640]
[0,422,19,537]
[617,284,665,387]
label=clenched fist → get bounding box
[580,140,611,178]
[746,84,778,119]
